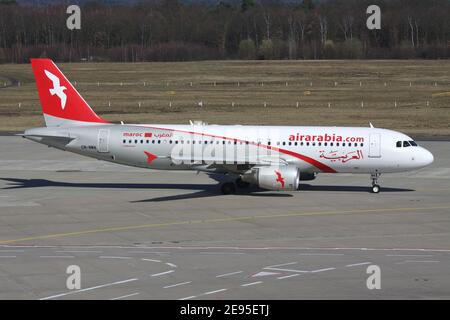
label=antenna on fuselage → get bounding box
[369,122,374,128]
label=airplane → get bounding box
[22,59,434,195]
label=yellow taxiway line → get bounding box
[1,205,450,245]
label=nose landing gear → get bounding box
[370,173,381,193]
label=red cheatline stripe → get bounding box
[139,125,337,173]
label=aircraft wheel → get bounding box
[236,178,250,188]
[221,182,236,195]
[371,184,380,193]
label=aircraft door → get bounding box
[97,129,110,153]
[369,133,381,158]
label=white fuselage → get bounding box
[25,124,434,175]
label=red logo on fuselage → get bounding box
[275,170,285,188]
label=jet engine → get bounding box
[300,172,317,181]
[241,165,300,191]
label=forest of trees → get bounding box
[0,0,448,63]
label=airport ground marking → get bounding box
[150,270,174,277]
[346,262,371,267]
[241,281,262,287]
[203,288,228,295]
[277,274,301,280]
[2,204,450,245]
[216,271,243,278]
[39,278,138,300]
[110,292,140,300]
[164,281,191,289]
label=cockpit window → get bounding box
[403,141,411,147]
[409,140,418,146]
[396,141,402,148]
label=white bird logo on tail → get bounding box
[44,70,67,110]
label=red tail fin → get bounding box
[31,58,108,127]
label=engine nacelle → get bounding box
[242,165,300,191]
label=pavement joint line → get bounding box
[1,204,450,244]
[99,256,132,259]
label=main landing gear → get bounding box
[370,173,381,193]
[221,182,236,195]
[220,178,250,195]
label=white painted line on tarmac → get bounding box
[203,288,227,295]
[0,256,16,258]
[0,250,24,253]
[346,262,371,267]
[241,281,262,287]
[216,271,243,278]
[199,252,245,255]
[264,267,309,273]
[40,278,138,300]
[110,292,140,300]
[99,256,132,259]
[129,251,171,254]
[264,262,298,269]
[179,295,197,300]
[298,253,344,256]
[396,260,440,264]
[166,263,177,268]
[277,274,301,280]
[40,256,74,258]
[142,258,162,263]
[310,268,336,273]
[164,281,192,289]
[387,254,434,257]
[151,270,175,277]
[55,250,103,253]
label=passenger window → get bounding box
[268,141,271,146]
[360,143,363,147]
[300,142,304,146]
[306,142,310,146]
[294,142,298,146]
[123,139,126,143]
[288,142,292,146]
[324,142,327,146]
[342,143,345,147]
[282,142,286,146]
[318,142,321,146]
[330,142,333,147]
[403,141,411,147]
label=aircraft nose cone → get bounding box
[419,148,434,167]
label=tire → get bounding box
[221,182,236,195]
[236,178,250,188]
[371,184,380,193]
